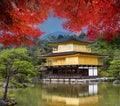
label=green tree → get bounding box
[108,60,120,80]
[79,32,86,39]
[27,39,53,66]
[90,38,113,71]
[0,48,35,100]
[89,35,120,78]
[90,35,120,70]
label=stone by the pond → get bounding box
[113,80,120,85]
[23,83,28,88]
[7,98,17,106]
[0,98,17,106]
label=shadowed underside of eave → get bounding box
[42,51,106,58]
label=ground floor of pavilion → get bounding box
[40,65,100,80]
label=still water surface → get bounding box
[10,82,120,106]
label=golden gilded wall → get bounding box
[53,42,91,53]
[78,56,98,65]
[52,58,65,66]
[45,55,102,66]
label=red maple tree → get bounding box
[0,0,50,46]
[51,0,120,41]
[0,0,120,46]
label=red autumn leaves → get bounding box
[0,0,120,46]
[0,0,48,46]
[51,0,120,41]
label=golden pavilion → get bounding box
[41,35,105,80]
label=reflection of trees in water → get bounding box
[98,83,120,106]
[10,85,43,106]
[43,84,93,97]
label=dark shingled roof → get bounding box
[50,35,93,44]
[42,51,106,57]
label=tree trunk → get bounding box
[2,63,11,101]
[2,74,10,100]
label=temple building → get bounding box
[41,35,105,80]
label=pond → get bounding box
[5,82,120,106]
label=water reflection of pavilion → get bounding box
[42,83,99,106]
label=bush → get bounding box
[108,59,120,80]
[10,81,23,88]
[99,70,109,77]
[0,74,2,80]
[0,82,4,87]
